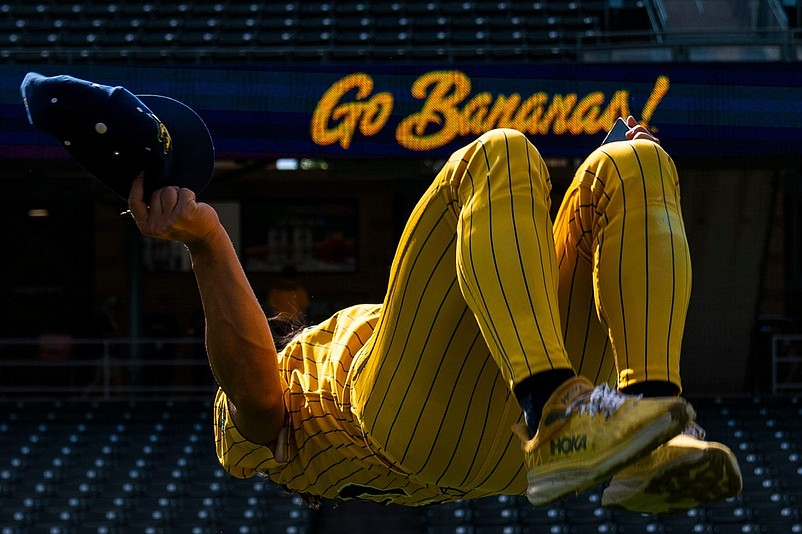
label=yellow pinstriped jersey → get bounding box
[214,304,460,505]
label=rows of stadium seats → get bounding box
[0,0,651,63]
[0,399,311,532]
[0,395,800,532]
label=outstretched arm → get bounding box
[128,176,285,445]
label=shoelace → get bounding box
[565,383,633,418]
[683,421,706,440]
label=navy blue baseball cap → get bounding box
[20,72,214,200]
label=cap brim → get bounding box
[138,95,215,196]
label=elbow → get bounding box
[246,390,285,423]
[229,390,286,445]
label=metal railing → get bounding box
[5,334,800,398]
[575,27,800,62]
[0,337,215,400]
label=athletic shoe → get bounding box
[601,421,743,514]
[519,376,694,507]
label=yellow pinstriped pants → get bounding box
[349,129,691,498]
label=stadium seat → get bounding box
[373,29,411,47]
[469,501,520,525]
[405,1,443,16]
[334,1,370,16]
[448,23,482,41]
[473,0,508,13]
[411,28,450,45]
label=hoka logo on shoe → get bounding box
[550,434,588,455]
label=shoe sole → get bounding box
[602,444,743,514]
[527,402,692,507]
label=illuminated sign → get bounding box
[311,70,671,151]
[311,73,394,150]
[4,63,801,160]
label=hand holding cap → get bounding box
[20,72,215,200]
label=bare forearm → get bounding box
[127,178,284,443]
[187,226,284,442]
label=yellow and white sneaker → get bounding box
[601,421,743,514]
[520,377,694,507]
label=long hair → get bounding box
[269,312,307,351]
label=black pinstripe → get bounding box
[375,253,459,442]
[599,149,631,377]
[414,326,483,474]
[520,137,563,371]
[432,342,491,486]
[654,144,676,381]
[385,278,461,448]
[463,152,515,381]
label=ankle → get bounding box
[620,380,680,398]
[514,369,576,437]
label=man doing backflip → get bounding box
[128,117,742,513]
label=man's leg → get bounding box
[349,129,547,498]
[553,138,689,392]
[443,130,693,506]
[553,138,741,513]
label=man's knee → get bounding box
[581,139,680,215]
[475,128,547,181]
[464,129,552,212]
[590,139,676,187]
[476,128,530,152]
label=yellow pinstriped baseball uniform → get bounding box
[215,129,691,505]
